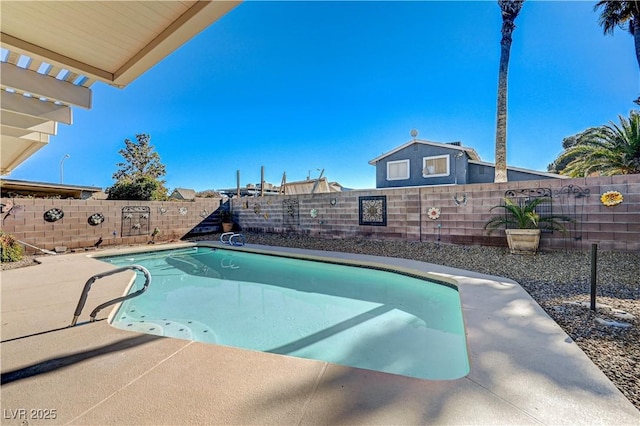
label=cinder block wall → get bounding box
[2,175,638,254]
[233,175,640,252]
[0,198,223,253]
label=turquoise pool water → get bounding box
[101,246,469,380]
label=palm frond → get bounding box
[556,111,640,176]
[484,197,571,235]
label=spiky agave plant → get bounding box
[484,197,573,234]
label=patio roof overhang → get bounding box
[0,0,240,175]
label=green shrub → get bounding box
[107,176,168,201]
[0,231,24,262]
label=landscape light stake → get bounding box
[590,243,597,311]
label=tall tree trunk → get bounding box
[633,17,640,70]
[494,34,511,183]
[494,1,523,183]
[632,15,640,105]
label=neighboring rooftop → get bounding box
[0,177,104,199]
[282,177,344,195]
[170,188,197,201]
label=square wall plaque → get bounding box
[359,195,387,226]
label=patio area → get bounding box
[1,242,639,425]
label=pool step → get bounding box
[114,314,217,343]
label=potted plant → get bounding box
[220,209,235,233]
[484,197,572,254]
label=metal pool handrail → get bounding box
[70,265,151,326]
[220,232,246,246]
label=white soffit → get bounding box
[0,0,240,175]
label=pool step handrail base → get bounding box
[220,232,246,246]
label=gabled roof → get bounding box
[170,188,197,200]
[368,139,481,165]
[1,1,241,175]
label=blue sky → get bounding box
[8,1,638,191]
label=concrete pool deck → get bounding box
[1,241,638,425]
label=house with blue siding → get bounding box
[369,138,565,189]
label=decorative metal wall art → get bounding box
[310,208,318,218]
[554,184,590,250]
[88,213,105,226]
[282,199,299,227]
[505,187,552,199]
[359,196,387,226]
[44,208,64,222]
[178,207,188,216]
[453,193,467,206]
[505,188,553,233]
[121,206,150,237]
[427,207,441,220]
[253,203,261,215]
[1,200,23,224]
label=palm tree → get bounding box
[594,1,640,103]
[556,111,640,177]
[494,0,525,183]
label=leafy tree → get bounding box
[494,0,525,183]
[107,176,168,201]
[554,111,640,177]
[547,129,596,173]
[196,189,222,198]
[112,134,166,181]
[107,134,169,200]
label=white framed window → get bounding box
[386,159,410,180]
[422,155,450,178]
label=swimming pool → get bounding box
[101,245,469,380]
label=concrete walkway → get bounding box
[1,242,638,425]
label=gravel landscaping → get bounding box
[3,233,639,410]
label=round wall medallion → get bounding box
[600,191,623,207]
[310,208,318,218]
[427,207,441,220]
[88,213,105,226]
[44,208,64,222]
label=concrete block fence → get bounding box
[0,198,224,254]
[232,175,640,252]
[1,174,638,255]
